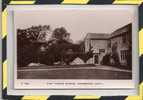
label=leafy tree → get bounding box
[17,25,50,67]
[52,27,68,40]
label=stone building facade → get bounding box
[84,23,132,66]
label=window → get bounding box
[120,50,128,60]
[99,49,105,53]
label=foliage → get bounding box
[52,27,68,40]
[17,25,50,66]
[17,25,89,66]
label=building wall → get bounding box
[85,39,90,52]
[110,35,129,65]
[85,39,108,52]
[84,24,131,66]
[85,36,130,65]
[85,39,108,64]
[91,39,108,64]
[110,24,132,66]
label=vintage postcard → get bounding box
[6,5,139,95]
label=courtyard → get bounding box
[17,64,132,79]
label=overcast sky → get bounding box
[14,6,135,43]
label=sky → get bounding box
[14,6,135,43]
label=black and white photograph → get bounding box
[15,7,133,80]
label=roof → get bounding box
[85,23,132,40]
[85,33,110,40]
[110,23,132,38]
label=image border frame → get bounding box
[1,0,143,100]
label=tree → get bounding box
[37,25,51,41]
[77,40,85,52]
[52,27,68,40]
[17,25,51,67]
